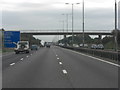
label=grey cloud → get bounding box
[3,7,115,30]
[16,2,50,10]
[3,10,65,30]
[2,0,116,41]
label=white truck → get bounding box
[14,41,30,54]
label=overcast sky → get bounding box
[1,0,120,41]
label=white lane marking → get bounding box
[59,62,62,65]
[10,63,15,66]
[62,70,67,74]
[20,58,24,61]
[62,48,120,67]
[26,56,29,58]
[57,58,59,60]
[56,55,58,57]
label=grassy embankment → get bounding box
[2,48,14,53]
[104,41,120,50]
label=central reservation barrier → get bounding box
[59,46,120,62]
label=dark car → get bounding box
[45,42,51,48]
[31,45,38,50]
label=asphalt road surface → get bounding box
[2,46,119,88]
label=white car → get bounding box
[91,44,97,49]
[73,44,79,47]
[79,44,88,48]
[97,44,104,50]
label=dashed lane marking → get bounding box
[62,70,67,74]
[26,56,29,58]
[59,62,62,65]
[57,58,59,60]
[20,58,24,61]
[10,63,15,66]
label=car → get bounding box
[97,44,104,50]
[14,41,30,54]
[45,42,51,48]
[91,44,97,49]
[59,43,65,46]
[73,44,79,47]
[31,45,38,50]
[79,44,83,47]
[79,44,88,48]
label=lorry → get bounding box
[14,41,30,54]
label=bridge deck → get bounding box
[21,32,112,35]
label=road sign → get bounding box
[4,31,20,48]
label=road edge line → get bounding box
[60,47,120,67]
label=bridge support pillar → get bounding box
[64,35,67,46]
[98,34,102,44]
[64,35,66,39]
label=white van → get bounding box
[14,41,30,54]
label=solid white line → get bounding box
[62,70,67,74]
[10,63,15,66]
[20,58,24,61]
[59,62,62,65]
[61,48,120,67]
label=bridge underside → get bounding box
[21,32,112,35]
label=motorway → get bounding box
[2,46,119,88]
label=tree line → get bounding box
[58,30,120,49]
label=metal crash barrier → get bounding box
[60,46,120,61]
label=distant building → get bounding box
[118,1,120,30]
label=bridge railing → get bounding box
[20,30,112,33]
[60,46,120,62]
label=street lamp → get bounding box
[82,0,85,48]
[61,14,65,33]
[65,3,80,47]
[62,14,69,33]
[114,0,118,51]
[62,14,71,45]
[62,13,71,45]
[59,20,64,41]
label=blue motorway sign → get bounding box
[4,31,20,48]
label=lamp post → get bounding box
[61,14,65,33]
[115,0,118,51]
[82,0,85,48]
[65,3,80,47]
[59,20,64,40]
[62,14,69,33]
[62,13,71,45]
